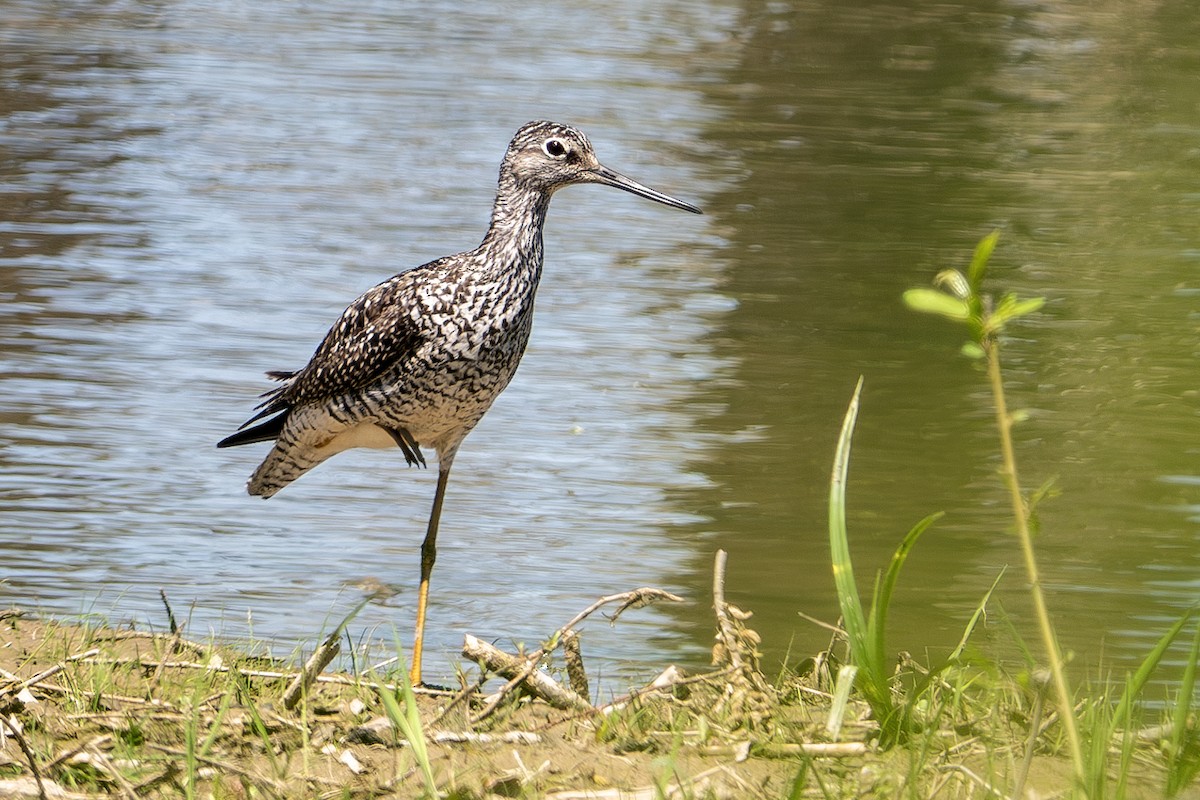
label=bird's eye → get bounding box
[542,138,568,158]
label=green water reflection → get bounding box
[669,0,1199,678]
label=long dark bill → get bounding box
[588,164,702,214]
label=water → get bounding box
[2,0,1196,689]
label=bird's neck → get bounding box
[479,174,553,279]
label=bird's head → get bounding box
[501,120,701,214]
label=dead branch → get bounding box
[145,743,285,794]
[708,550,774,729]
[462,586,683,723]
[599,664,696,714]
[711,551,769,691]
[76,656,449,698]
[712,550,742,672]
[80,657,288,680]
[0,649,100,698]
[346,714,543,747]
[80,746,139,800]
[282,629,341,710]
[796,609,845,636]
[0,716,46,800]
[43,736,113,774]
[90,630,209,657]
[430,730,541,745]
[462,636,593,713]
[427,673,489,730]
[566,587,684,631]
[754,741,868,758]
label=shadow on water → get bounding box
[1,7,163,585]
[667,0,1200,681]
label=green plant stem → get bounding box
[983,335,1085,782]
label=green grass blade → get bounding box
[866,573,884,679]
[828,377,903,739]
[1115,709,1137,800]
[232,671,280,778]
[786,757,810,800]
[1167,619,1200,796]
[377,635,439,798]
[1111,609,1194,735]
[197,685,234,759]
[825,664,858,740]
[868,512,942,673]
[948,568,1006,663]
[829,376,869,663]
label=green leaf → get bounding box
[828,377,907,739]
[825,664,858,740]
[987,294,1046,333]
[868,512,942,676]
[903,288,970,321]
[948,568,1006,662]
[967,230,1000,292]
[1111,609,1195,736]
[1008,296,1045,319]
[379,635,439,798]
[829,377,869,664]
[960,342,985,359]
[1167,620,1200,796]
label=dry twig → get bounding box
[43,736,113,774]
[463,587,683,723]
[709,550,774,728]
[0,650,100,698]
[90,630,208,657]
[283,629,341,710]
[80,746,139,800]
[77,656,450,696]
[145,743,286,794]
[463,636,593,713]
[0,715,46,800]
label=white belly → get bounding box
[320,422,399,455]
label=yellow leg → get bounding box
[410,465,451,687]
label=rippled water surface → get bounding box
[2,0,1197,687]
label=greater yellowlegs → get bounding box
[218,120,701,684]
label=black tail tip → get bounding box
[216,432,243,449]
[216,413,287,449]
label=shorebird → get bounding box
[217,120,701,684]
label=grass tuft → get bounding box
[828,376,943,746]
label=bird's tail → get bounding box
[217,413,287,449]
[237,406,400,498]
[218,405,341,498]
[245,440,329,498]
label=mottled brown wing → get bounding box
[245,267,432,425]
